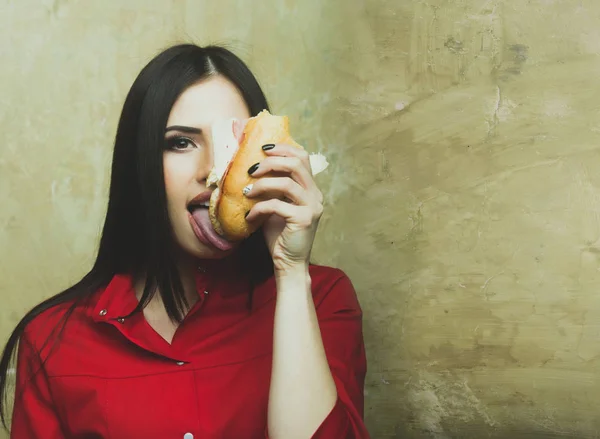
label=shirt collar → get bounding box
[91,274,137,323]
[90,254,254,323]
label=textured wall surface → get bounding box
[2,0,600,438]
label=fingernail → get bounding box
[248,163,260,174]
[262,144,275,151]
[243,184,253,196]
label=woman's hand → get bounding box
[244,143,324,274]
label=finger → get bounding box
[246,199,314,227]
[243,177,309,206]
[261,143,311,171]
[248,156,316,190]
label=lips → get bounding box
[187,190,212,210]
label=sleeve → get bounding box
[10,330,66,439]
[308,272,371,439]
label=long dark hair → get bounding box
[0,43,273,428]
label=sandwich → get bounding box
[207,110,328,241]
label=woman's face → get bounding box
[163,75,251,260]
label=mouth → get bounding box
[186,190,234,251]
[187,190,212,212]
[186,201,210,213]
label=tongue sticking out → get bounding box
[190,208,235,251]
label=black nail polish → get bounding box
[248,163,260,174]
[262,144,275,151]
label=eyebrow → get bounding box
[165,125,202,134]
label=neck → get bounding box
[177,255,204,306]
[134,250,243,312]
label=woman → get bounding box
[0,44,369,439]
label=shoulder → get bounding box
[308,264,362,313]
[308,264,348,284]
[20,288,103,355]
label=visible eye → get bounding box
[165,136,197,151]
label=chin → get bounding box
[182,226,241,258]
[170,215,242,261]
[183,240,238,260]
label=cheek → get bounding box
[163,154,188,207]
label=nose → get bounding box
[194,140,214,184]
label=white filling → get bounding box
[207,117,239,188]
[207,118,330,187]
[309,153,329,175]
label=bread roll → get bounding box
[208,110,303,241]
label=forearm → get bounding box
[267,265,338,439]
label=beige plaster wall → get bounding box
[2,1,600,437]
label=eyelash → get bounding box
[165,136,198,151]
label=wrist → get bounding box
[274,264,311,288]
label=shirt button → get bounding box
[204,290,209,295]
[99,309,107,316]
[184,433,194,439]
[176,361,185,366]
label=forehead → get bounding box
[167,75,251,128]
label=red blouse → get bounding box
[11,264,370,438]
